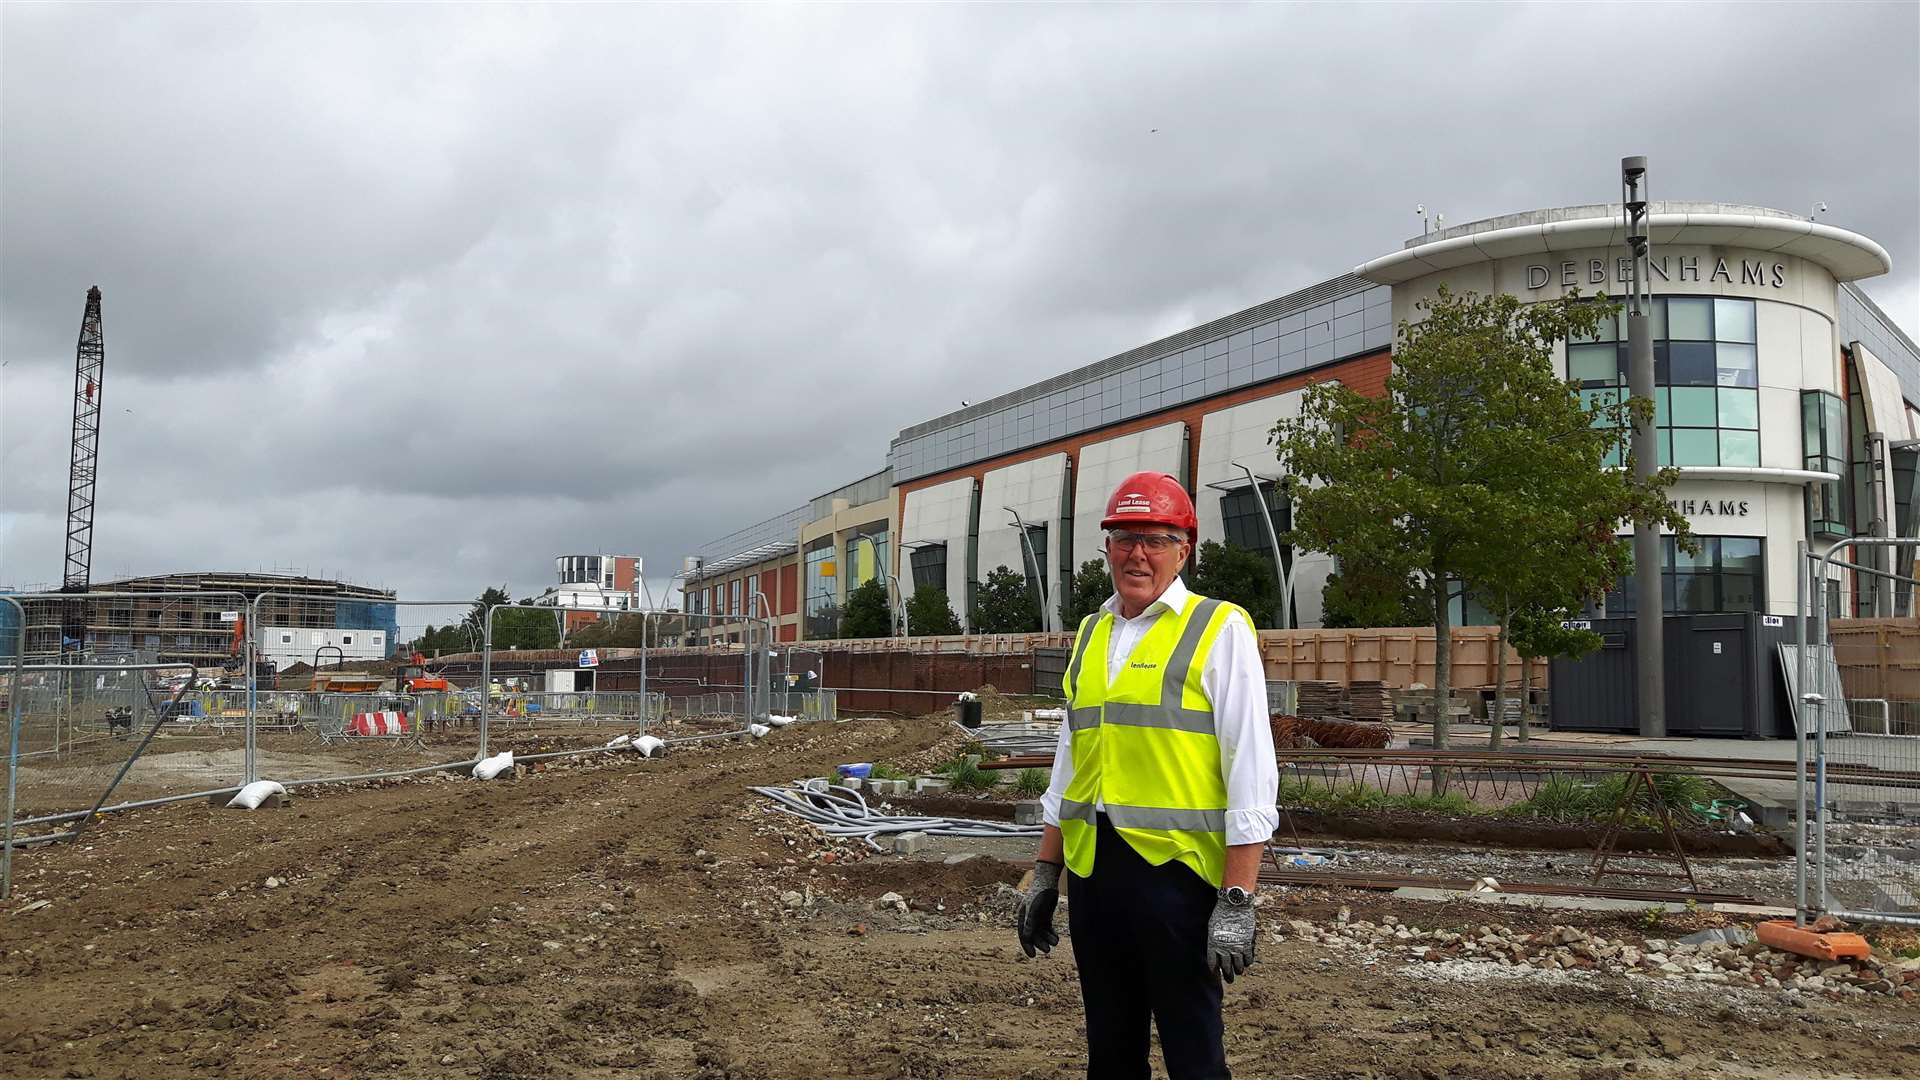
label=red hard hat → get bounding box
[1100,472,1197,539]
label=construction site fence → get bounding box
[416,626,1547,694]
[1801,542,1920,928]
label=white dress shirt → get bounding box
[1040,577,1281,846]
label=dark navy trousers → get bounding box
[1067,815,1229,1080]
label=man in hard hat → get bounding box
[1016,471,1278,1080]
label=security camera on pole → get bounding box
[1622,156,1665,738]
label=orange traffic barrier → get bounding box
[1755,919,1871,962]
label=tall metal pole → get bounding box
[1004,508,1057,633]
[1794,540,1810,925]
[1622,156,1665,738]
[1234,462,1293,630]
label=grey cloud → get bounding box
[3,3,1915,602]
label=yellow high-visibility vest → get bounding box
[1059,593,1241,888]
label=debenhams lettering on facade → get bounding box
[1526,256,1788,291]
[1670,498,1750,518]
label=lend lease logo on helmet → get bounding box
[1115,493,1152,514]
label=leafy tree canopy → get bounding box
[905,585,962,637]
[1061,558,1114,629]
[840,577,894,638]
[1273,285,1689,754]
[973,564,1043,634]
[1187,541,1280,630]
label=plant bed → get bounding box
[1278,806,1789,856]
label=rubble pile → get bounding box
[1276,910,1920,1002]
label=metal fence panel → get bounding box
[248,596,482,787]
[6,590,252,835]
[1803,540,1920,927]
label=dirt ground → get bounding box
[3,715,1915,1080]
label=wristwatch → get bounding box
[1220,885,1254,907]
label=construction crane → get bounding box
[60,286,105,658]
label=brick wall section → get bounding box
[778,564,799,616]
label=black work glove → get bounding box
[1016,861,1062,957]
[1207,890,1257,982]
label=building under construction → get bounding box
[13,571,397,669]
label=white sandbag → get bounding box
[633,735,666,758]
[767,714,798,727]
[605,734,632,749]
[472,751,516,780]
[226,780,287,810]
[748,723,771,739]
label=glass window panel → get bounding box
[1603,445,1623,468]
[1672,537,1715,570]
[1651,297,1667,340]
[1672,572,1714,613]
[1653,342,1670,384]
[1672,427,1719,465]
[1718,388,1758,429]
[1657,430,1673,467]
[1720,538,1763,573]
[1667,297,1712,340]
[1653,386,1670,427]
[1719,429,1759,466]
[1669,386,1717,426]
[1668,341,1717,386]
[1714,299,1756,343]
[1568,344,1618,384]
[1716,343,1757,387]
[1720,573,1758,612]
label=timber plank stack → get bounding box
[1348,680,1393,722]
[1296,681,1346,719]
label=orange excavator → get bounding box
[395,653,452,693]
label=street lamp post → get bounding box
[852,532,908,637]
[1622,155,1665,738]
[1004,507,1057,633]
[1233,462,1294,630]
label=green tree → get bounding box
[1319,563,1427,629]
[1273,285,1687,764]
[905,585,962,636]
[840,577,894,638]
[1061,557,1113,629]
[492,596,561,651]
[1187,541,1280,629]
[972,565,1042,633]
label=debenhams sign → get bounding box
[1526,255,1788,291]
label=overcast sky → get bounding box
[3,2,1916,609]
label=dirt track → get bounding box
[2,715,1915,1080]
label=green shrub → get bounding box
[1012,768,1050,798]
[947,759,998,792]
[1505,776,1595,822]
[870,763,910,780]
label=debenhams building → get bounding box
[685,200,1917,641]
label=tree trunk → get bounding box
[1517,653,1533,743]
[1491,612,1509,751]
[1431,577,1452,794]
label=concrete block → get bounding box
[1014,800,1045,826]
[891,831,929,855]
[867,779,905,796]
[914,777,951,793]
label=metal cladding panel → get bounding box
[1840,283,1920,404]
[889,275,1389,483]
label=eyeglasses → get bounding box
[1106,530,1186,554]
